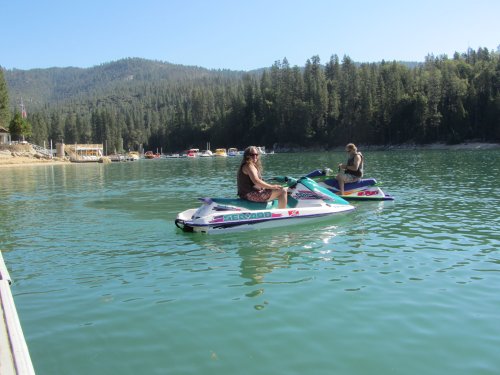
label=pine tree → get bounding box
[4,48,499,150]
[0,69,10,129]
[9,111,32,141]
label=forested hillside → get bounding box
[3,48,499,152]
[5,58,245,109]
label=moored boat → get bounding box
[127,151,140,160]
[66,144,103,163]
[214,148,228,157]
[199,150,213,157]
[107,153,135,162]
[165,153,181,158]
[186,149,199,158]
[145,151,161,159]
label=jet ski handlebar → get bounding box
[269,176,299,187]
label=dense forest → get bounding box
[2,47,500,152]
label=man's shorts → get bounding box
[343,172,360,183]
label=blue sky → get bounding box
[1,0,499,71]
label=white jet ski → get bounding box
[175,176,355,234]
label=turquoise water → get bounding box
[1,150,499,375]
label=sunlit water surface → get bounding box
[1,150,499,375]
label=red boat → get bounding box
[145,151,160,159]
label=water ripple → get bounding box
[2,151,500,375]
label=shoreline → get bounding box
[0,157,71,168]
[0,142,498,168]
[278,142,500,153]
[0,143,71,168]
[360,142,500,151]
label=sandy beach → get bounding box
[0,156,70,168]
[0,144,70,168]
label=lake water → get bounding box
[1,150,499,375]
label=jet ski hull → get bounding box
[175,177,355,234]
[305,169,394,201]
[175,203,355,234]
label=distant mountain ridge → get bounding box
[4,57,421,110]
[4,57,247,110]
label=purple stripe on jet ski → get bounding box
[343,194,394,201]
[323,178,378,190]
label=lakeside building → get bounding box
[0,127,11,145]
[59,143,104,162]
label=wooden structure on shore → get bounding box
[58,143,104,162]
[0,126,11,145]
[0,251,35,374]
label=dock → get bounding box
[0,251,35,374]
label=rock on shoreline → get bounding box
[0,143,69,167]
